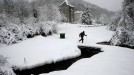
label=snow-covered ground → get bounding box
[1,23,134,75]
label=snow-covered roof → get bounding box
[59,0,74,7]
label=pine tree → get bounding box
[81,8,92,25]
[110,0,134,47]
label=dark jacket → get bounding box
[79,32,86,37]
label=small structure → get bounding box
[59,0,75,23]
[60,33,65,39]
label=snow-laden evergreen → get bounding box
[81,8,92,25]
[108,11,122,31]
[110,0,134,47]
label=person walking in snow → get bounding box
[79,31,87,43]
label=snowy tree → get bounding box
[0,0,59,45]
[39,4,62,22]
[99,14,111,25]
[108,11,122,31]
[81,8,92,25]
[14,0,31,23]
[110,0,134,47]
[0,0,32,24]
[31,0,39,23]
[3,0,14,16]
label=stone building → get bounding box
[59,0,75,23]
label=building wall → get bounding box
[60,5,74,23]
[70,7,74,22]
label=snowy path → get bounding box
[1,23,134,75]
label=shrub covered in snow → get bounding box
[0,21,58,45]
[0,55,16,75]
[0,28,14,45]
[0,28,21,45]
[22,21,57,37]
[21,24,37,38]
[39,21,57,36]
[7,24,26,41]
[0,23,27,45]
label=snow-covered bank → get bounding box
[0,23,112,68]
[41,45,134,75]
[1,23,134,75]
[41,23,134,75]
[14,46,101,75]
[0,34,80,68]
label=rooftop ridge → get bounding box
[59,0,74,7]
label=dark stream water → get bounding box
[14,45,102,75]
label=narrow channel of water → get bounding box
[14,46,102,75]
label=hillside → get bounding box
[35,0,115,23]
[58,0,114,17]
